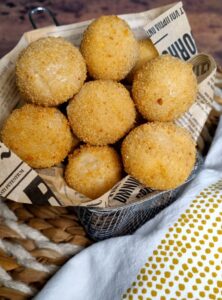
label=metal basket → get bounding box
[28,7,203,242]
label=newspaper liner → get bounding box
[0,2,218,209]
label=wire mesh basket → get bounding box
[23,8,204,242]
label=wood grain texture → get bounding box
[0,0,221,65]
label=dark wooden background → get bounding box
[0,0,221,65]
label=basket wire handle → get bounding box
[28,7,59,29]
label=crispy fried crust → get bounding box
[65,145,122,199]
[80,15,139,80]
[16,37,86,106]
[132,55,197,121]
[121,122,196,190]
[67,80,136,145]
[1,104,78,168]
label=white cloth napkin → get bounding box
[35,117,222,300]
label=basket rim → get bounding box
[82,152,203,213]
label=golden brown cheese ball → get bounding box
[127,39,158,82]
[132,55,197,121]
[1,104,78,168]
[67,80,136,145]
[121,122,196,190]
[16,37,86,106]
[65,145,122,199]
[80,15,139,81]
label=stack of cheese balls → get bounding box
[1,15,197,200]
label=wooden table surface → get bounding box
[0,0,221,65]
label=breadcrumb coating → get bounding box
[132,55,197,121]
[127,39,158,82]
[80,15,139,80]
[67,80,136,145]
[16,37,86,106]
[1,104,78,168]
[65,145,122,199]
[121,122,196,190]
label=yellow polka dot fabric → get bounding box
[122,180,222,299]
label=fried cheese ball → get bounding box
[65,145,122,199]
[132,55,197,121]
[121,122,196,190]
[16,37,86,106]
[67,80,136,145]
[1,104,78,168]
[127,39,158,82]
[80,15,139,80]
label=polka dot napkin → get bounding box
[123,180,222,300]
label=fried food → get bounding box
[65,145,122,199]
[127,39,158,82]
[1,104,77,168]
[121,122,196,190]
[16,37,86,106]
[67,80,136,145]
[80,15,139,81]
[132,54,197,121]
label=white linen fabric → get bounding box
[35,117,222,300]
